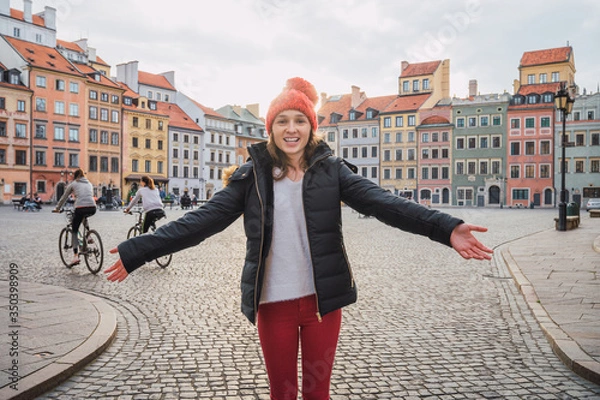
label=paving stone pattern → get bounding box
[1,206,599,399]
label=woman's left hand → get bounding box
[104,248,129,282]
[450,223,493,260]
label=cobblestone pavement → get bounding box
[1,206,600,399]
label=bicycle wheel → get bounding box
[155,253,172,268]
[127,226,141,239]
[58,227,73,267]
[83,230,104,274]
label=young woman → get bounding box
[54,168,96,266]
[106,77,493,399]
[124,175,165,233]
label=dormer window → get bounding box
[349,111,356,120]
[366,110,373,119]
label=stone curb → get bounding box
[498,244,600,385]
[0,289,117,400]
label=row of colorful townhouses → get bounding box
[1,1,599,208]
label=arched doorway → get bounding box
[488,185,500,205]
[442,188,450,204]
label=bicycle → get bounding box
[126,208,172,268]
[58,208,104,274]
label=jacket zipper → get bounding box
[304,153,330,323]
[252,163,266,324]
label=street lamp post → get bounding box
[554,83,574,231]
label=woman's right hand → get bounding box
[105,248,129,282]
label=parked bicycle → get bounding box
[58,208,104,274]
[126,208,172,268]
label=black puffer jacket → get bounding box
[118,141,463,324]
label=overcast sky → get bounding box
[37,0,600,117]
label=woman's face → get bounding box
[271,110,312,163]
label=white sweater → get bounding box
[259,176,316,304]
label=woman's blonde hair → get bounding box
[141,175,155,190]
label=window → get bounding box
[111,158,119,173]
[525,141,535,155]
[575,160,584,173]
[54,126,65,140]
[145,160,151,173]
[442,167,449,179]
[527,74,535,84]
[510,165,520,178]
[89,156,97,172]
[403,81,409,92]
[361,128,367,138]
[541,117,550,127]
[145,139,151,149]
[132,117,139,127]
[383,150,391,162]
[15,150,26,165]
[17,100,26,112]
[173,148,179,158]
[158,161,164,174]
[456,138,464,149]
[396,132,402,143]
[89,90,98,100]
[100,108,109,121]
[35,97,46,112]
[492,136,501,148]
[407,168,415,179]
[383,117,391,128]
[111,110,119,123]
[540,164,550,178]
[54,152,64,167]
[525,165,535,178]
[69,153,79,168]
[100,131,108,144]
[432,132,439,142]
[145,119,151,129]
[395,116,403,127]
[172,165,178,177]
[101,93,109,102]
[394,168,402,179]
[111,132,119,145]
[111,95,120,104]
[456,118,465,128]
[480,137,488,149]
[492,116,501,126]
[591,160,600,173]
[551,72,559,82]
[422,133,429,143]
[480,116,489,126]
[540,140,550,155]
[413,80,419,91]
[132,160,138,172]
[539,73,547,83]
[35,124,46,138]
[492,161,500,175]
[407,149,415,161]
[576,133,584,146]
[54,101,65,115]
[395,149,402,161]
[158,140,163,150]
[158,121,164,131]
[371,146,377,158]
[408,131,415,142]
[352,129,358,139]
[423,78,430,90]
[35,75,46,87]
[68,128,79,142]
[468,117,477,127]
[384,133,390,143]
[510,142,520,155]
[512,189,529,200]
[89,129,98,143]
[70,82,79,93]
[525,118,535,128]
[467,161,476,175]
[55,79,65,91]
[408,116,416,126]
[89,106,97,120]
[592,133,600,146]
[588,111,595,120]
[511,119,520,129]
[35,151,46,165]
[421,167,428,179]
[421,149,429,159]
[468,138,476,149]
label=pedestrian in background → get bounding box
[106,77,493,400]
[53,168,96,266]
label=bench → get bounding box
[12,199,23,211]
[590,210,600,218]
[554,215,580,230]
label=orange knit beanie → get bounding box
[265,77,318,134]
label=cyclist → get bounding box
[124,175,165,233]
[53,168,96,266]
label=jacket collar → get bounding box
[248,140,333,170]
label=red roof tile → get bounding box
[10,9,45,27]
[4,36,82,76]
[138,71,176,90]
[355,95,397,116]
[189,98,226,119]
[517,82,562,95]
[383,93,431,113]
[420,115,450,125]
[76,63,122,89]
[56,39,83,53]
[156,102,203,131]
[520,46,572,67]
[317,94,353,126]
[400,61,441,78]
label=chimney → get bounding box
[468,79,478,98]
[246,103,259,118]
[232,105,242,116]
[160,71,175,88]
[116,60,139,92]
[401,61,409,74]
[74,38,88,52]
[23,0,32,23]
[41,6,56,30]
[351,85,361,109]
[320,92,328,107]
[0,0,9,17]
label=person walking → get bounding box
[124,175,166,233]
[53,168,96,266]
[106,77,493,400]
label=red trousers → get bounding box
[257,295,342,400]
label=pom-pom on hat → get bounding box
[265,77,318,135]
